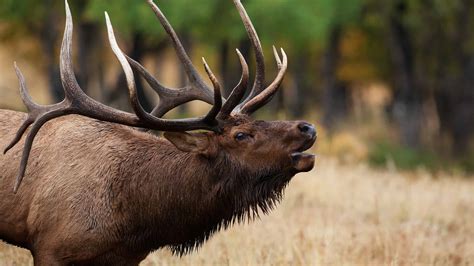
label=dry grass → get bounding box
[1,158,473,265]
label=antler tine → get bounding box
[13,109,71,193]
[202,58,223,123]
[233,0,265,110]
[3,64,60,155]
[17,63,42,112]
[240,47,288,115]
[146,0,213,101]
[219,49,249,119]
[273,45,283,67]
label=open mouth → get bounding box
[290,139,316,172]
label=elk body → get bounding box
[0,1,316,265]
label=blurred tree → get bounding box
[0,0,118,103]
[362,0,474,154]
[388,0,422,148]
[309,0,363,129]
[0,0,63,101]
[410,0,472,154]
[409,0,474,155]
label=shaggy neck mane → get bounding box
[167,151,295,255]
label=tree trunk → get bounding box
[39,0,62,102]
[77,21,101,95]
[432,0,473,156]
[130,34,153,112]
[288,53,310,118]
[75,1,94,94]
[387,0,422,148]
[322,25,348,131]
[449,0,473,156]
[176,33,193,115]
[219,41,231,97]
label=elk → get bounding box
[0,0,316,265]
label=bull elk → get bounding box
[0,0,317,265]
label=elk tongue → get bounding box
[290,152,315,172]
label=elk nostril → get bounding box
[298,122,316,138]
[291,153,302,163]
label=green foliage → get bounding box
[369,141,474,174]
[0,0,59,31]
[244,0,363,48]
[459,152,474,174]
[0,0,365,52]
[369,141,441,171]
[0,0,43,23]
[84,0,365,51]
[85,0,218,41]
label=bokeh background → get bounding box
[0,0,473,265]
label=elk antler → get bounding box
[4,0,223,193]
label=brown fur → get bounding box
[0,109,315,265]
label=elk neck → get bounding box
[110,127,293,255]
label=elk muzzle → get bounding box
[290,122,317,172]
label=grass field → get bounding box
[1,158,473,265]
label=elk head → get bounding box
[4,0,317,194]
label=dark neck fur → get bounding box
[112,132,295,256]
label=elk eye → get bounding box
[235,132,249,141]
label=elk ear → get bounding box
[164,132,215,156]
